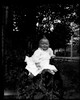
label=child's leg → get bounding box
[49,64,58,72]
[42,64,58,75]
[42,64,57,72]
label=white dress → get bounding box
[24,48,58,76]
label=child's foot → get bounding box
[50,70,55,75]
[28,72,34,78]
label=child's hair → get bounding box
[39,36,49,45]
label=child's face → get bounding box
[39,39,49,51]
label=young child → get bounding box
[24,37,58,77]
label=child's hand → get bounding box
[35,63,40,67]
[35,63,41,70]
[51,55,56,59]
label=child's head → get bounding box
[39,37,49,51]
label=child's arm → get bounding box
[31,49,41,63]
[49,48,56,58]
